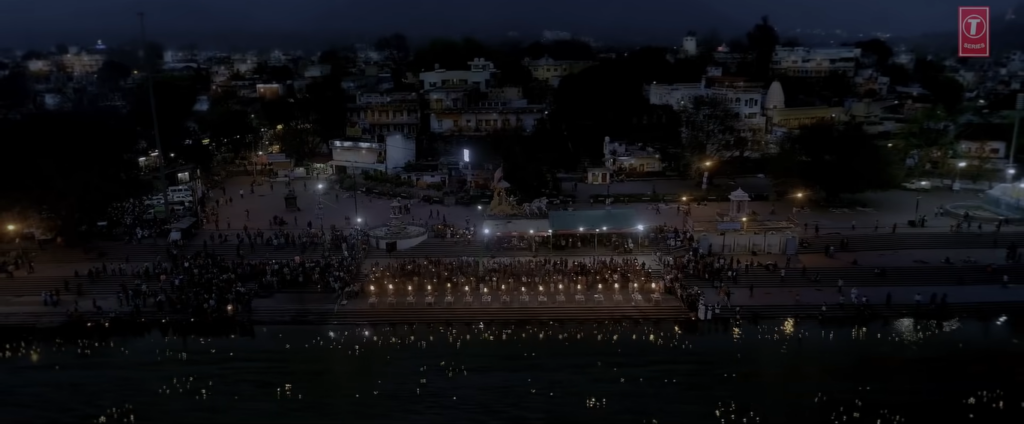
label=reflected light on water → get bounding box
[781,318,795,336]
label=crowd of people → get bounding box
[60,227,369,320]
[366,256,657,296]
[101,198,177,243]
[202,225,355,258]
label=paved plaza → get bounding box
[208,176,1008,242]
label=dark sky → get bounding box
[2,0,1018,49]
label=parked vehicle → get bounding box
[901,180,931,191]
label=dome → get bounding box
[766,80,785,109]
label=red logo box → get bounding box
[959,6,990,57]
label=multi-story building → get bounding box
[328,133,416,175]
[771,47,861,77]
[853,69,891,96]
[417,58,497,91]
[703,77,766,134]
[347,92,419,137]
[428,106,545,134]
[522,56,595,86]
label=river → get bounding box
[1,317,1021,423]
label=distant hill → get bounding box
[890,14,1024,55]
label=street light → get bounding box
[5,224,14,231]
[955,162,966,185]
[637,225,644,251]
[316,183,325,231]
[741,217,747,230]
[701,162,712,190]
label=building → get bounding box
[426,87,477,110]
[328,133,416,175]
[488,86,524,102]
[418,58,497,91]
[763,80,844,133]
[845,99,904,135]
[256,84,286,100]
[602,137,662,174]
[26,59,54,73]
[522,56,595,86]
[682,34,698,57]
[60,53,105,75]
[347,92,419,137]
[956,123,1013,168]
[771,47,861,77]
[647,83,703,109]
[703,77,766,135]
[854,69,891,96]
[428,106,545,134]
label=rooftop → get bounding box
[548,209,641,233]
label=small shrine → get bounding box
[284,189,298,211]
[383,200,407,236]
[728,188,750,219]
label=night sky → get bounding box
[1,0,1019,48]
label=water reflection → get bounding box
[0,317,1021,423]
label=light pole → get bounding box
[317,183,324,232]
[954,162,966,189]
[351,177,360,228]
[914,195,921,218]
[701,161,713,191]
[1008,93,1024,179]
[138,13,168,209]
[637,225,644,252]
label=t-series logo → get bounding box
[959,6,990,57]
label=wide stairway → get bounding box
[680,265,1024,288]
[366,238,655,259]
[798,232,1024,254]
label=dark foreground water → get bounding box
[1,317,1022,424]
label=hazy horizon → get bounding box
[1,0,1018,50]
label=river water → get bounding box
[1,317,1022,423]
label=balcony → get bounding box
[330,140,384,150]
[361,116,420,125]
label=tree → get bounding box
[271,123,323,163]
[853,39,894,67]
[205,106,256,151]
[0,112,148,239]
[921,75,966,113]
[552,61,650,161]
[745,16,780,80]
[96,60,133,89]
[300,79,348,140]
[679,95,743,160]
[774,122,902,198]
[895,108,956,177]
[0,70,31,110]
[489,131,558,196]
[132,76,202,168]
[374,33,411,64]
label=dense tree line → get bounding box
[0,112,148,238]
